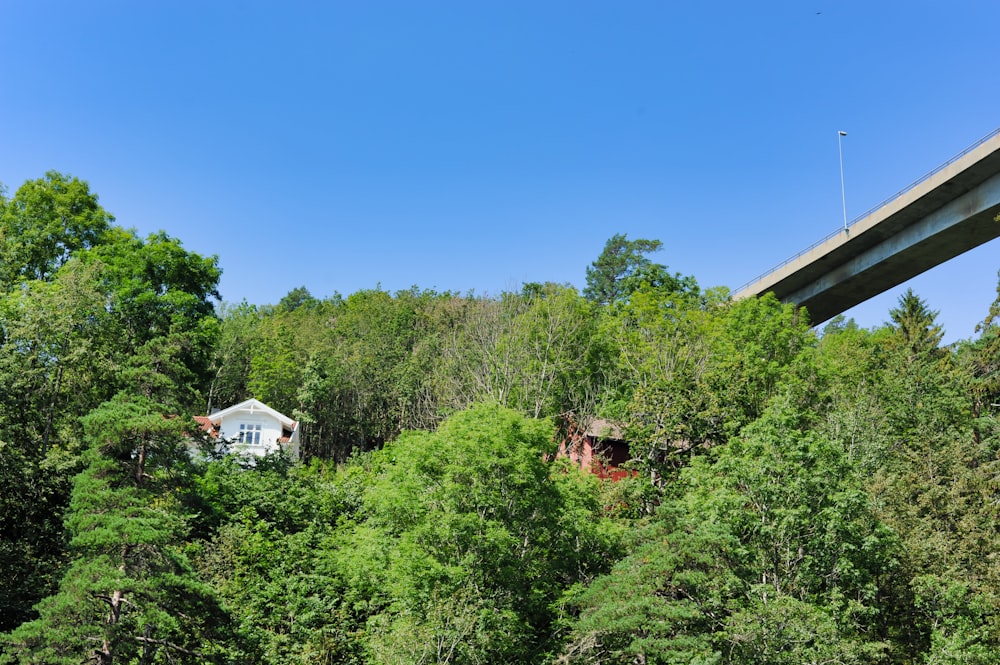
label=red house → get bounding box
[558,418,636,481]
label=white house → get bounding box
[194,398,300,461]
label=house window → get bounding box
[239,423,262,445]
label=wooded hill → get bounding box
[3,172,1000,663]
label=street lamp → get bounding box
[838,130,848,230]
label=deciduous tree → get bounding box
[0,172,113,287]
[340,403,617,663]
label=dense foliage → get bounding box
[3,173,1000,663]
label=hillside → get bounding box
[3,173,1000,663]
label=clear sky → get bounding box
[2,1,998,342]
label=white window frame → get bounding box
[238,423,262,445]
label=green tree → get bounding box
[0,171,113,287]
[961,271,1000,445]
[0,173,228,659]
[910,575,1000,665]
[190,458,362,663]
[206,301,261,412]
[4,392,233,664]
[813,321,895,477]
[340,403,617,663]
[247,312,304,413]
[81,228,221,401]
[0,259,113,457]
[276,286,318,313]
[605,290,812,481]
[0,189,220,456]
[888,288,944,359]
[438,284,603,420]
[293,288,457,460]
[813,292,1000,662]
[563,396,897,664]
[0,444,73,632]
[584,234,667,306]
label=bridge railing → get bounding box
[733,127,1000,296]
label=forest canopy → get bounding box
[3,175,1000,663]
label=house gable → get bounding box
[198,398,300,461]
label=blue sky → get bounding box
[2,1,998,342]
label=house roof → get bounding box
[205,398,297,431]
[193,415,218,437]
[585,418,623,440]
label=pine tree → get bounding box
[888,288,944,359]
[4,341,234,663]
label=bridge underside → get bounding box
[736,132,1000,324]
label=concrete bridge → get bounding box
[733,129,1000,324]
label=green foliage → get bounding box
[340,403,618,663]
[584,233,668,306]
[210,282,608,463]
[961,271,1000,443]
[722,594,880,665]
[293,288,439,459]
[8,169,1000,663]
[808,290,1000,662]
[192,455,340,536]
[563,397,898,663]
[0,221,220,460]
[606,290,813,480]
[248,311,304,412]
[889,287,945,359]
[911,575,1000,664]
[0,259,113,455]
[0,171,113,287]
[0,444,74,632]
[207,301,262,410]
[813,320,895,475]
[0,172,227,660]
[439,284,603,420]
[277,285,319,313]
[194,505,361,663]
[80,228,221,406]
[561,515,736,664]
[4,395,234,664]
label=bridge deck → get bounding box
[734,129,1000,324]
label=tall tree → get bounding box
[0,259,113,456]
[962,271,1000,444]
[293,288,457,460]
[0,175,224,651]
[606,289,813,481]
[4,388,234,664]
[584,234,666,306]
[815,295,1000,662]
[191,458,362,663]
[276,285,318,313]
[340,403,617,663]
[81,228,222,410]
[439,284,603,419]
[888,288,944,359]
[0,172,113,287]
[205,301,261,413]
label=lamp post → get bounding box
[838,130,848,230]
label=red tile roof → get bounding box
[193,415,219,438]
